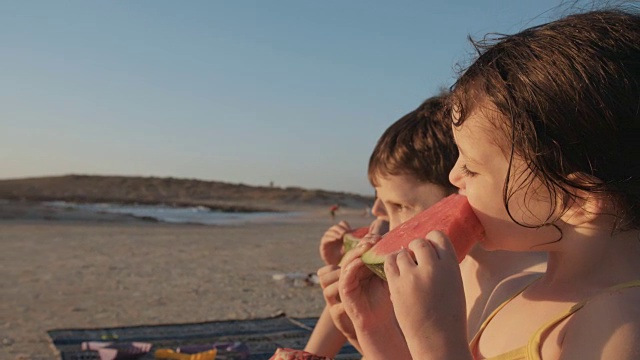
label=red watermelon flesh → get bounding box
[269,348,332,360]
[361,194,484,280]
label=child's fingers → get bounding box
[394,248,418,273]
[323,281,341,306]
[387,237,447,279]
[341,241,372,266]
[337,243,375,302]
[339,256,371,295]
[338,220,351,230]
[326,228,345,240]
[425,230,457,263]
[361,233,383,246]
[317,265,338,278]
[408,237,441,266]
[384,252,400,279]
[318,266,340,289]
[327,303,356,339]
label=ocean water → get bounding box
[45,201,301,226]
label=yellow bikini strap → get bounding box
[469,275,542,350]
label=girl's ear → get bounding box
[560,192,604,226]
[559,173,606,226]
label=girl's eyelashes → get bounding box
[460,164,478,177]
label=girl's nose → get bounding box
[449,158,465,192]
[371,198,389,220]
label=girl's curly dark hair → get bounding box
[450,9,640,232]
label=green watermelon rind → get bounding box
[338,227,369,266]
[361,250,386,280]
[364,262,387,281]
[342,232,361,253]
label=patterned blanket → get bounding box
[47,315,360,360]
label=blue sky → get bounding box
[1,1,579,195]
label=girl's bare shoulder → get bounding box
[561,284,640,359]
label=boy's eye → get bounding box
[460,164,478,177]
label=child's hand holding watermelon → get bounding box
[338,242,412,360]
[386,233,469,359]
[317,219,390,353]
[319,221,352,266]
[321,219,389,268]
[316,265,359,351]
[338,194,482,358]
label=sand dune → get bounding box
[0,175,374,212]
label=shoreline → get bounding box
[0,197,281,214]
[0,200,369,225]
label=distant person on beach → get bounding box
[328,204,339,221]
[338,9,640,359]
[303,94,546,357]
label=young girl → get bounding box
[339,9,640,360]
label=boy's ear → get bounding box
[559,173,605,226]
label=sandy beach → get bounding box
[0,203,371,360]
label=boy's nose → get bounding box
[371,198,389,220]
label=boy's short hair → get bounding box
[368,94,458,192]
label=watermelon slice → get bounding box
[269,347,332,360]
[338,226,370,267]
[361,194,484,280]
[343,226,370,253]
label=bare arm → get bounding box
[558,288,640,360]
[304,305,347,357]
